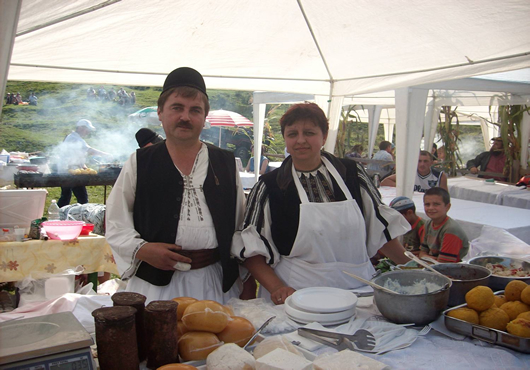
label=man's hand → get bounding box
[136,242,192,270]
[470,167,478,174]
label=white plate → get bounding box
[286,312,355,326]
[290,287,358,313]
[285,296,356,324]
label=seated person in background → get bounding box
[135,128,164,148]
[245,145,270,174]
[367,140,394,179]
[28,92,38,106]
[390,196,425,255]
[381,150,447,192]
[431,143,438,161]
[466,137,506,181]
[420,187,469,263]
[345,144,363,159]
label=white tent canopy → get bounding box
[2,0,530,197]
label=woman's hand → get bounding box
[270,285,296,305]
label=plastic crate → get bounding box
[0,189,47,232]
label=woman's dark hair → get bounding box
[279,103,328,136]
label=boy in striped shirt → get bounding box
[420,187,469,263]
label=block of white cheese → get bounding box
[253,335,303,359]
[255,348,312,370]
[312,349,390,370]
[206,343,256,370]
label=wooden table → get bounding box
[0,235,118,283]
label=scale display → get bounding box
[0,312,95,370]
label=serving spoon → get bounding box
[342,271,397,294]
[404,251,453,288]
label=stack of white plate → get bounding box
[284,287,358,325]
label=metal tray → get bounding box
[443,291,530,353]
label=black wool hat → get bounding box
[136,128,163,148]
[161,67,208,97]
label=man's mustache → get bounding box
[176,121,193,129]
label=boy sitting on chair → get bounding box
[420,187,469,263]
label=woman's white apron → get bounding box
[261,157,375,301]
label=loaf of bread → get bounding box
[255,348,312,370]
[181,300,230,333]
[178,331,222,361]
[217,316,256,347]
[172,297,198,321]
[252,335,302,359]
[313,350,390,370]
[156,363,198,369]
[206,343,256,370]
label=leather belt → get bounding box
[178,248,220,270]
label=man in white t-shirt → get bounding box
[381,150,447,192]
[57,119,111,207]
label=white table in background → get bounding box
[447,176,530,209]
[379,187,530,244]
[239,172,257,190]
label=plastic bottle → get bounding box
[48,200,60,220]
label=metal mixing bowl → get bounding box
[468,256,530,291]
[431,263,491,306]
[372,270,451,325]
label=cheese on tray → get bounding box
[206,343,256,370]
[255,348,312,370]
[252,335,303,359]
[312,350,390,370]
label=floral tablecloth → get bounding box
[0,235,118,282]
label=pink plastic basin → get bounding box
[42,221,84,240]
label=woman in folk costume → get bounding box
[232,103,410,304]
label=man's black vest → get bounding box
[133,142,239,292]
[260,152,364,257]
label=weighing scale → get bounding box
[0,311,96,370]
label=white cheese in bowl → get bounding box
[255,348,312,370]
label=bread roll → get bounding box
[217,316,256,347]
[176,320,189,338]
[206,343,256,370]
[157,364,198,369]
[253,335,302,359]
[178,332,222,361]
[182,300,230,333]
[223,305,235,316]
[172,297,198,321]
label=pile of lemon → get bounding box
[448,280,530,337]
[68,168,97,175]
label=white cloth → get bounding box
[270,157,376,298]
[106,143,246,304]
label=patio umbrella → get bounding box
[206,110,253,146]
[206,109,253,127]
[127,106,159,125]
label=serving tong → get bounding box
[297,327,376,351]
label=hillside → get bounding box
[1,81,267,154]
